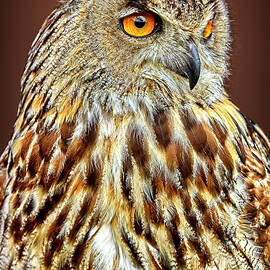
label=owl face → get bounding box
[81,0,230,100]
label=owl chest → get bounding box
[6,107,260,269]
[81,113,263,269]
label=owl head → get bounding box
[21,0,231,121]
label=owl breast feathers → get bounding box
[0,0,269,269]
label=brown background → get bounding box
[0,1,269,153]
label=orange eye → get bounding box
[122,13,156,37]
[203,20,214,39]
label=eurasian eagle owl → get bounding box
[0,0,269,269]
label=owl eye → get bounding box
[203,20,214,39]
[121,13,158,38]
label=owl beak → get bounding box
[178,42,201,90]
[185,42,201,90]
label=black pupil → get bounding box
[134,16,146,28]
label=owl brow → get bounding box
[118,7,143,18]
[128,0,149,11]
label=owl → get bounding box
[0,0,269,269]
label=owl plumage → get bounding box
[0,0,269,269]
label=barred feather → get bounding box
[0,0,269,269]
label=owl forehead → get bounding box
[146,0,204,8]
[130,0,207,26]
[134,0,205,10]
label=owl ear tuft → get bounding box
[58,0,80,3]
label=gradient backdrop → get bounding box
[0,1,269,153]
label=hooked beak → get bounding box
[178,42,201,90]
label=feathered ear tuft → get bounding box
[58,0,77,3]
[58,0,81,3]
